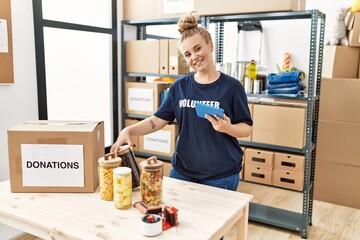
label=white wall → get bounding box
[0,0,38,238]
[0,0,354,239]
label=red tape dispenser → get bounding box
[163,205,179,230]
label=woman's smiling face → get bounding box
[179,33,214,72]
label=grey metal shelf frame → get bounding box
[120,10,325,239]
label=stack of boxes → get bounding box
[272,152,304,191]
[314,12,360,208]
[125,39,189,75]
[244,148,274,185]
[244,148,305,191]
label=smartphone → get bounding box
[195,102,224,119]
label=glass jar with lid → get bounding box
[113,167,132,209]
[140,156,164,206]
[98,153,122,201]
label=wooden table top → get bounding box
[0,177,252,240]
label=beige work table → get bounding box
[0,177,253,240]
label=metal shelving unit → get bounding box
[121,10,325,239]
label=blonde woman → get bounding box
[111,12,252,191]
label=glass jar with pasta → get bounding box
[113,167,132,209]
[140,156,164,206]
[98,153,122,201]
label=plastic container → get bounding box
[140,214,163,236]
[113,167,132,209]
[248,59,257,80]
[98,153,122,201]
[140,156,164,206]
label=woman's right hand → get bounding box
[110,128,133,155]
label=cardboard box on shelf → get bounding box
[314,160,360,209]
[244,148,274,168]
[274,152,304,173]
[252,104,306,149]
[244,164,272,185]
[125,119,140,151]
[169,39,190,75]
[125,40,160,74]
[139,123,178,157]
[123,0,306,20]
[195,0,305,16]
[7,120,104,193]
[123,0,159,20]
[321,46,360,78]
[159,39,169,74]
[125,82,171,116]
[272,169,304,191]
[319,78,360,123]
[347,12,360,47]
[316,119,360,167]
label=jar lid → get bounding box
[116,144,131,155]
[140,156,164,170]
[98,153,122,167]
[113,166,132,175]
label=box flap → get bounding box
[8,120,102,132]
[346,12,359,30]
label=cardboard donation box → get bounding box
[125,82,171,116]
[139,123,178,157]
[7,120,104,193]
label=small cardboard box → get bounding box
[125,40,160,74]
[125,119,140,151]
[319,78,360,123]
[314,160,360,209]
[322,46,360,78]
[244,148,274,168]
[252,104,306,149]
[347,12,360,47]
[139,123,178,157]
[316,120,360,167]
[272,169,304,191]
[169,39,190,75]
[244,164,272,185]
[274,152,304,173]
[125,82,171,116]
[7,120,104,193]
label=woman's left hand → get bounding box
[205,113,232,133]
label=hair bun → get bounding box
[178,11,199,34]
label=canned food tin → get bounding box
[253,79,263,94]
[244,77,253,94]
